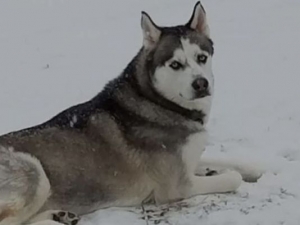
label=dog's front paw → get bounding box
[205,169,218,176]
[52,211,80,225]
[239,166,264,183]
[195,167,219,176]
[220,170,243,192]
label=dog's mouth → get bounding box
[179,90,211,101]
[194,89,211,99]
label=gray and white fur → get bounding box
[0,2,263,225]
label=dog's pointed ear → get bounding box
[141,12,161,49]
[186,1,210,37]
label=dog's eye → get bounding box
[169,61,183,70]
[197,54,208,64]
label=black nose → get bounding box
[192,78,209,91]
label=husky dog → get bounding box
[0,2,262,225]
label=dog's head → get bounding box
[140,2,214,112]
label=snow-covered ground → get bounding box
[1,0,300,224]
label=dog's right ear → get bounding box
[186,1,210,37]
[141,12,161,49]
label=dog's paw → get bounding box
[195,167,219,176]
[220,170,243,192]
[205,168,218,176]
[240,168,264,183]
[52,211,80,225]
[235,164,264,183]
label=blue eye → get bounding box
[170,61,183,70]
[197,54,208,64]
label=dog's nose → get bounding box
[192,78,209,91]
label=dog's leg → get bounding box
[187,170,242,197]
[29,220,62,225]
[29,210,80,225]
[0,147,50,225]
[195,158,264,182]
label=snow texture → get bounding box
[1,0,300,224]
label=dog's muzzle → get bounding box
[191,77,210,98]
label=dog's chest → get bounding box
[181,131,208,175]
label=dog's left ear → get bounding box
[186,1,210,37]
[141,12,161,49]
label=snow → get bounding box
[1,0,300,224]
